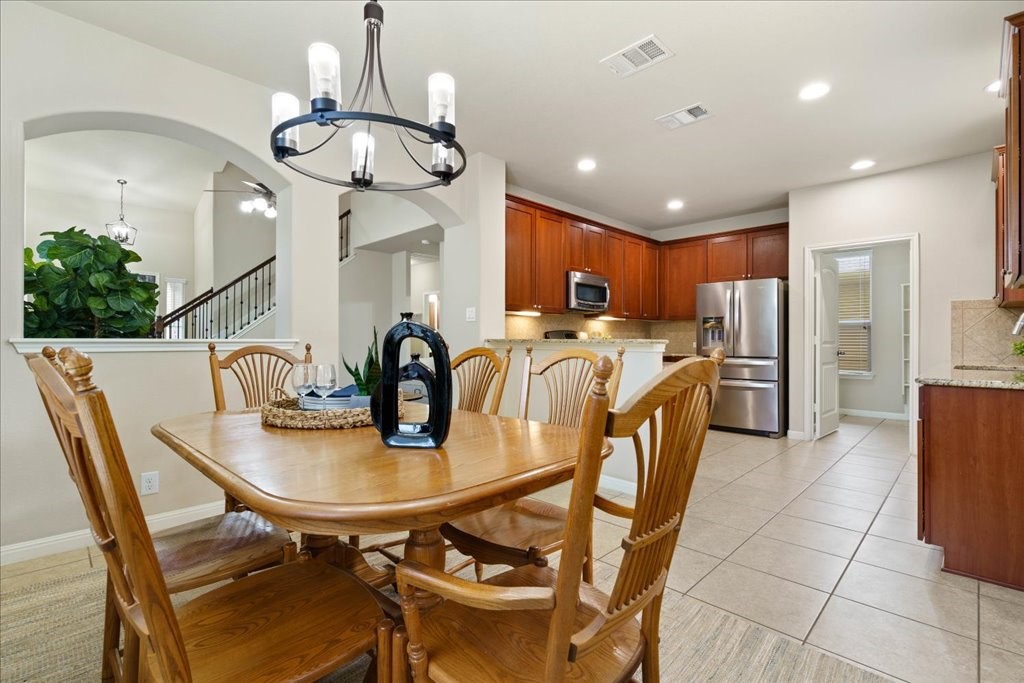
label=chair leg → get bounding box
[122,625,141,683]
[349,534,361,549]
[640,594,664,683]
[473,561,484,582]
[101,572,119,683]
[583,535,594,584]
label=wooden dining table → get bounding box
[152,405,607,594]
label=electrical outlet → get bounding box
[140,471,159,496]
[465,307,477,322]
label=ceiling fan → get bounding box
[204,180,277,219]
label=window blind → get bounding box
[836,252,871,372]
[165,279,186,340]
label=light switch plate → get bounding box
[465,307,477,322]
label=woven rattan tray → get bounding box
[261,397,405,430]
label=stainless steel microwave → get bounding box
[567,270,610,312]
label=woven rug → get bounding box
[1,562,886,682]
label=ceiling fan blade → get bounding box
[242,180,271,194]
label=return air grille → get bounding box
[600,34,674,77]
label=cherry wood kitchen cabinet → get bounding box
[707,225,788,282]
[622,237,644,319]
[918,383,1024,588]
[566,220,606,275]
[994,147,1024,304]
[999,12,1024,298]
[660,239,707,320]
[641,242,660,319]
[504,199,566,313]
[604,231,626,317]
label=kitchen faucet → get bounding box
[1014,311,1024,336]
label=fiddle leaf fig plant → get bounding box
[24,227,159,338]
[343,327,382,396]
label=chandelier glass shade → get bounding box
[105,179,138,245]
[270,0,465,192]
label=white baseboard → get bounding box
[598,474,637,498]
[0,501,223,566]
[840,408,908,421]
[787,430,808,440]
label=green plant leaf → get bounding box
[59,247,94,269]
[106,291,135,312]
[88,271,114,290]
[122,250,142,264]
[34,241,56,260]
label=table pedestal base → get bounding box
[404,528,446,610]
[303,534,395,589]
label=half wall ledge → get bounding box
[8,338,300,354]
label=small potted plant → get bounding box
[342,328,381,407]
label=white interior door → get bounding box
[815,254,840,438]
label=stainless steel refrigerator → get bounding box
[696,278,787,438]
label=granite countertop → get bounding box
[916,377,1024,391]
[954,364,1024,371]
[487,338,668,345]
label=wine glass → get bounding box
[313,364,337,411]
[291,364,316,408]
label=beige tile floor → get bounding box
[3,417,1022,681]
[536,416,1024,682]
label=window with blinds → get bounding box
[836,252,871,373]
[164,278,186,340]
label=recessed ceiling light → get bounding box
[986,79,1002,94]
[850,159,875,171]
[667,199,684,210]
[799,82,831,101]
[577,158,596,172]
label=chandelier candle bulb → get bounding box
[428,72,455,128]
[308,42,342,111]
[271,92,301,152]
[352,131,376,185]
[432,143,453,175]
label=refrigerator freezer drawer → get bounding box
[712,380,780,434]
[720,357,779,381]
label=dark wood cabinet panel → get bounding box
[641,242,659,319]
[565,220,586,274]
[584,225,606,275]
[707,234,748,282]
[748,226,789,279]
[1006,14,1024,292]
[604,232,625,318]
[919,384,1024,589]
[660,240,707,320]
[535,211,567,312]
[504,201,534,311]
[995,145,1024,304]
[622,238,643,319]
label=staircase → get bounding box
[155,256,276,339]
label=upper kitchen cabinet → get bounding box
[995,11,1024,304]
[641,242,660,319]
[621,236,644,319]
[565,220,606,275]
[604,231,626,317]
[660,239,707,320]
[994,147,1024,305]
[504,199,566,313]
[707,225,789,282]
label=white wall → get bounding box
[410,260,441,316]
[212,162,275,288]
[350,192,437,249]
[653,207,789,242]
[788,152,994,435]
[193,173,214,294]
[0,2,504,550]
[25,187,196,307]
[837,242,910,416]
[338,250,394,372]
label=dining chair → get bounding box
[451,345,512,414]
[27,347,299,683]
[39,346,393,683]
[440,346,624,582]
[208,341,312,513]
[397,350,725,682]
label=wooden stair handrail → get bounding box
[154,255,276,336]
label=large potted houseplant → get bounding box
[24,227,159,338]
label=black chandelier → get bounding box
[270,0,466,192]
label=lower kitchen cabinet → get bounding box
[918,383,1023,589]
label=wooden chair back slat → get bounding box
[209,343,312,410]
[519,346,625,427]
[451,345,512,414]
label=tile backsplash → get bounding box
[950,299,1024,381]
[503,314,696,353]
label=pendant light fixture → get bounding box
[105,179,138,245]
[270,0,466,192]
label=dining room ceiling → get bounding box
[33,0,1018,230]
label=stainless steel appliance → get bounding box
[567,270,610,312]
[544,330,579,339]
[696,278,786,438]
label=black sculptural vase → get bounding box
[371,318,452,448]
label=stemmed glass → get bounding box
[291,363,316,408]
[313,363,337,411]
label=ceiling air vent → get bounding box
[655,102,713,130]
[600,34,674,78]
